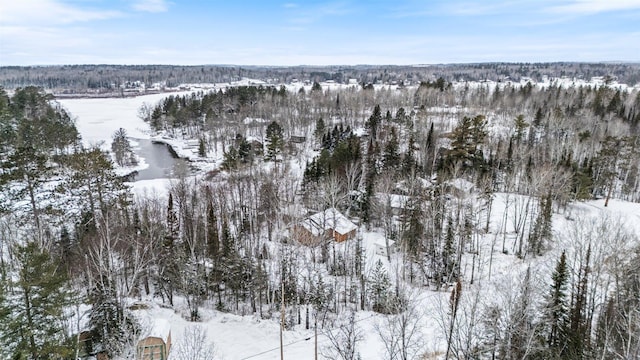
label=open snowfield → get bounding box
[58,91,196,148]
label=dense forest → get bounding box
[1,65,639,359]
[1,62,639,93]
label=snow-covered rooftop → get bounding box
[146,318,171,342]
[301,208,357,236]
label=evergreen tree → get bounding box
[401,135,417,174]
[445,114,487,170]
[369,259,392,313]
[1,146,50,241]
[382,126,400,171]
[366,104,382,139]
[237,136,253,163]
[314,117,326,140]
[111,128,135,167]
[402,196,424,260]
[88,280,138,357]
[442,215,457,284]
[198,137,206,157]
[395,107,407,123]
[222,146,239,170]
[158,193,180,305]
[221,219,233,258]
[265,121,284,161]
[513,114,529,142]
[311,81,322,93]
[64,146,128,220]
[547,251,569,354]
[0,242,74,359]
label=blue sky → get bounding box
[0,0,639,65]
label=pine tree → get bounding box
[221,219,233,258]
[1,145,50,242]
[513,114,529,142]
[366,104,382,139]
[158,193,180,305]
[445,115,487,171]
[369,259,391,313]
[402,196,424,260]
[222,146,239,170]
[547,251,569,354]
[89,280,137,357]
[265,121,284,161]
[198,137,206,157]
[314,117,326,140]
[442,215,457,284]
[111,128,134,166]
[0,242,74,359]
[382,126,400,171]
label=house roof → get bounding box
[375,193,410,209]
[301,208,357,236]
[146,319,171,343]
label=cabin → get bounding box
[289,135,307,144]
[292,208,357,245]
[137,319,172,360]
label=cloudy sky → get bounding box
[0,0,639,65]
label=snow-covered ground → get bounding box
[58,92,192,147]
[109,196,639,360]
[52,81,640,359]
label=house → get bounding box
[292,208,357,245]
[375,193,410,216]
[137,319,172,360]
[375,238,396,258]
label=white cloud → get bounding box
[547,0,640,14]
[132,0,170,13]
[0,0,121,26]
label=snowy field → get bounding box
[58,91,195,147]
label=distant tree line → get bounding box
[1,63,639,93]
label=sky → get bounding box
[0,0,639,66]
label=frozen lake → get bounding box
[58,92,193,180]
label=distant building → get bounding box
[375,238,396,258]
[289,135,306,144]
[292,208,357,245]
[137,319,172,360]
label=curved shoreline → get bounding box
[151,139,182,160]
